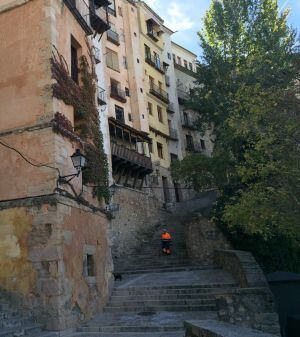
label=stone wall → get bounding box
[0,195,113,331]
[110,188,218,258]
[184,320,279,337]
[214,250,280,336]
[185,215,230,264]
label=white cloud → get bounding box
[145,0,159,9]
[164,2,195,31]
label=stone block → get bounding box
[37,278,63,296]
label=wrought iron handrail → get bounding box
[149,81,169,102]
[110,85,126,99]
[145,54,165,73]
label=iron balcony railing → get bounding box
[145,54,166,74]
[167,102,175,114]
[169,128,178,141]
[182,116,196,130]
[64,0,110,35]
[107,29,120,45]
[165,75,170,87]
[110,85,127,103]
[186,142,202,153]
[177,88,189,103]
[147,29,159,41]
[97,87,106,105]
[94,47,101,63]
[149,82,169,104]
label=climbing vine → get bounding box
[51,49,109,203]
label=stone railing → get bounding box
[213,250,281,336]
[184,320,280,337]
[214,250,268,288]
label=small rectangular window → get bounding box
[148,102,153,115]
[149,142,153,153]
[87,254,95,277]
[177,56,181,65]
[189,62,193,71]
[167,52,171,60]
[172,54,176,63]
[106,48,119,71]
[184,60,188,68]
[125,87,130,96]
[115,105,125,123]
[118,6,123,16]
[157,106,163,123]
[200,139,206,149]
[157,142,164,159]
[123,56,128,69]
[71,45,78,83]
[128,113,132,122]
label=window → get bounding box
[148,102,153,115]
[167,52,171,60]
[170,153,178,163]
[186,135,194,150]
[200,139,206,149]
[158,81,162,90]
[115,105,125,123]
[128,113,132,122]
[71,44,78,83]
[125,87,130,96]
[157,106,163,123]
[183,112,189,125]
[189,62,193,71]
[177,56,181,65]
[154,51,161,68]
[184,60,188,68]
[172,53,176,63]
[86,254,95,277]
[108,0,116,15]
[149,76,154,85]
[149,142,153,153]
[157,142,164,159]
[118,6,122,16]
[106,49,119,71]
[145,44,151,59]
[123,56,128,69]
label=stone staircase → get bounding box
[0,296,55,337]
[67,216,240,336]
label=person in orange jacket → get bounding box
[161,229,172,255]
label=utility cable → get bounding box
[0,139,60,175]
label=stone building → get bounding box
[0,0,216,329]
[172,41,214,158]
[0,0,113,330]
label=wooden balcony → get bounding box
[111,143,153,174]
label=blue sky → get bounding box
[145,0,300,57]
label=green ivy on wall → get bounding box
[51,51,109,203]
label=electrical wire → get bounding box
[0,139,60,175]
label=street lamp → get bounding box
[59,149,87,184]
[71,149,87,172]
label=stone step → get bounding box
[0,324,42,337]
[116,265,218,274]
[103,304,216,313]
[112,284,239,295]
[77,326,184,333]
[110,293,216,301]
[68,333,184,337]
[106,299,215,307]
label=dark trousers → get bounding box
[162,240,171,250]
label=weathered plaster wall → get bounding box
[0,0,52,132]
[0,197,113,331]
[0,207,36,295]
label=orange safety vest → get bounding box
[161,232,171,240]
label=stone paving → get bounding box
[64,217,240,337]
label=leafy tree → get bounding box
[172,0,300,272]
